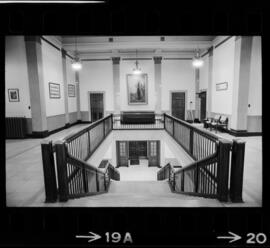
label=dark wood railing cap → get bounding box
[41,139,51,145]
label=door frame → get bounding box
[88,91,105,122]
[170,90,187,120]
[199,89,207,121]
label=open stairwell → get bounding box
[59,180,224,207]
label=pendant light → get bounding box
[133,49,142,74]
[72,36,82,71]
[192,49,204,68]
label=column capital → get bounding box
[61,48,67,58]
[112,57,120,65]
[235,36,242,41]
[208,46,214,57]
[24,36,41,44]
[153,56,162,64]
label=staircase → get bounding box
[60,180,224,207]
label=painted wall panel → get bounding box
[79,60,114,114]
[199,54,209,91]
[5,36,31,118]
[212,37,235,115]
[41,40,65,117]
[248,36,262,116]
[161,60,196,113]
[66,56,77,113]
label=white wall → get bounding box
[41,40,65,117]
[5,36,31,118]
[212,37,235,115]
[79,60,114,113]
[161,60,196,112]
[120,59,155,111]
[248,36,262,116]
[66,56,77,113]
[199,54,209,91]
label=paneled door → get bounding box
[171,92,185,120]
[90,92,104,122]
[116,141,129,167]
[148,141,160,167]
[200,91,207,121]
[129,141,148,158]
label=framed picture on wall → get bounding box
[127,73,148,105]
[49,82,61,99]
[8,89,20,102]
[216,82,228,91]
[68,84,75,97]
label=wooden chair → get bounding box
[209,115,221,132]
[216,116,228,132]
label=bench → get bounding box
[120,111,155,124]
[204,115,228,133]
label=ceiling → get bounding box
[59,36,216,59]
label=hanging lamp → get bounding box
[72,36,82,71]
[132,49,142,74]
[192,49,204,68]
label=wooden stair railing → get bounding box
[55,140,120,202]
[158,138,233,202]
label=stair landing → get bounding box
[52,180,224,207]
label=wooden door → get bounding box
[200,91,207,121]
[148,141,160,167]
[116,141,129,167]
[129,141,147,158]
[171,92,185,120]
[90,93,104,122]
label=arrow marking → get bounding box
[217,231,242,243]
[76,231,102,243]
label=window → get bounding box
[120,142,126,156]
[150,141,157,156]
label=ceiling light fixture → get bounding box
[72,36,82,71]
[192,49,204,68]
[133,50,142,75]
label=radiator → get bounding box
[6,117,27,138]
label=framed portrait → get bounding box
[216,82,228,91]
[49,82,61,99]
[8,89,20,102]
[68,84,75,97]
[127,73,148,105]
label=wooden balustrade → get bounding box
[41,112,245,204]
[161,114,235,202]
[42,114,120,202]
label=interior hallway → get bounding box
[6,123,262,207]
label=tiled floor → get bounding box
[5,124,262,207]
[118,159,159,181]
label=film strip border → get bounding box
[0,4,263,34]
[0,208,269,246]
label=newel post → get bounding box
[189,128,194,156]
[230,139,245,202]
[163,113,166,130]
[55,140,69,202]
[217,139,231,202]
[41,140,58,203]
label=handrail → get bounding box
[63,114,113,143]
[173,142,219,174]
[67,153,105,175]
[164,113,220,141]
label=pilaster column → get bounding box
[25,36,48,137]
[154,56,162,114]
[231,36,253,131]
[195,68,200,119]
[112,57,120,114]
[75,71,81,120]
[61,49,70,126]
[207,47,213,116]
